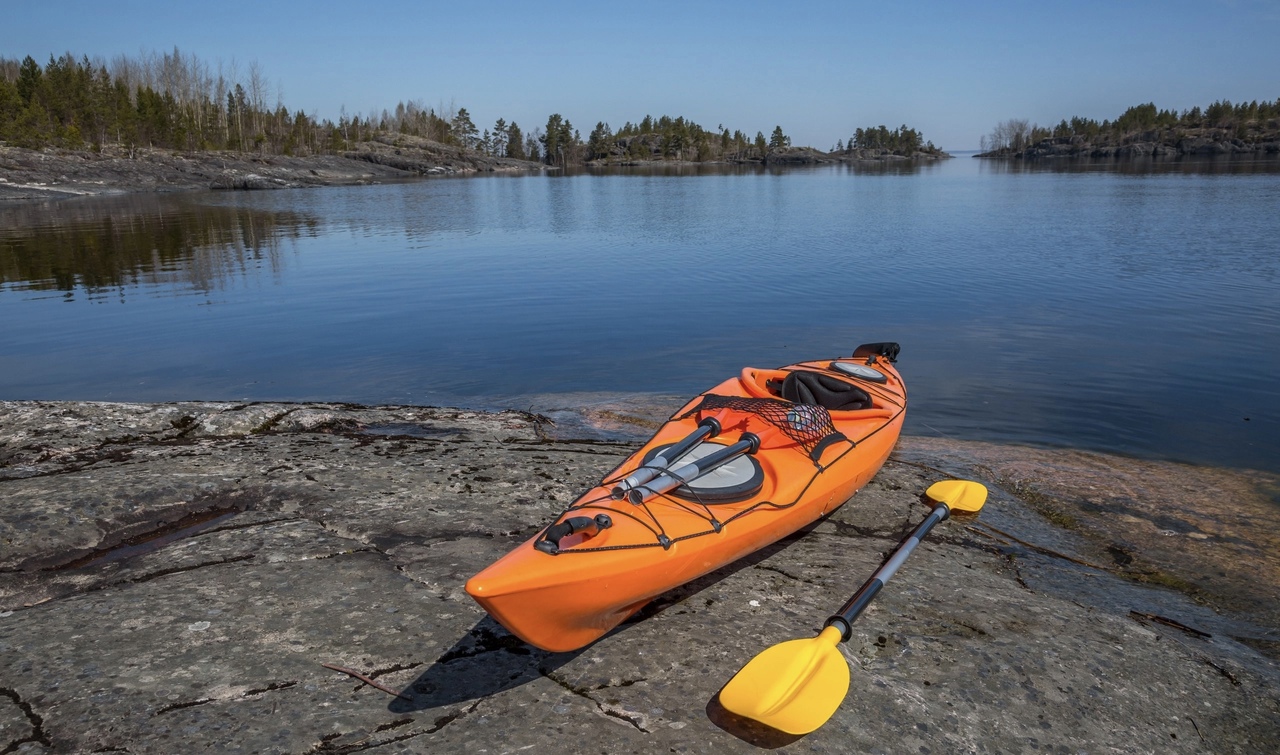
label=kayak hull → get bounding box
[466,352,907,652]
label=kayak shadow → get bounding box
[388,616,583,713]
[389,521,822,714]
[617,520,821,626]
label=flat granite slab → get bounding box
[1,401,1277,753]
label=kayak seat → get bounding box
[782,370,873,411]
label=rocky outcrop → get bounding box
[981,126,1280,160]
[1,400,1277,752]
[762,146,835,165]
[0,139,544,201]
[343,132,542,175]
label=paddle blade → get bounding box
[719,625,850,735]
[925,480,988,513]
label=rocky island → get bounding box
[2,52,951,200]
[977,100,1280,160]
[1,400,1277,753]
[0,136,949,202]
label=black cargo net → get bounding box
[678,395,842,459]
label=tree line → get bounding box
[0,50,544,159]
[1,48,941,166]
[981,99,1280,152]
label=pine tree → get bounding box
[587,121,613,161]
[16,56,41,105]
[769,125,789,149]
[506,121,525,160]
[492,117,508,157]
[541,114,564,165]
[0,78,22,142]
[452,107,479,149]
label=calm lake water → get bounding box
[2,157,1278,473]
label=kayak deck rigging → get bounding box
[533,387,906,554]
[465,344,908,652]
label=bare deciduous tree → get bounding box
[984,118,1035,152]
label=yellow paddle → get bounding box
[718,479,988,735]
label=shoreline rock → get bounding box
[977,127,1280,160]
[1,400,1277,752]
[0,140,545,202]
[0,140,955,201]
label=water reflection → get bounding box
[1,160,1277,473]
[567,158,950,177]
[0,195,319,299]
[975,154,1280,175]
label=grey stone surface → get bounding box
[0,141,543,202]
[1,401,1277,753]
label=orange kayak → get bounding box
[465,343,907,652]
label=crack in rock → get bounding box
[1,686,52,753]
[755,563,817,584]
[244,681,299,697]
[308,700,479,753]
[539,667,651,733]
[424,700,481,735]
[154,680,301,717]
[123,553,256,586]
[312,548,378,561]
[153,697,215,716]
[598,702,651,732]
[4,551,268,613]
[372,717,413,733]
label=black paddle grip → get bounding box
[535,514,613,554]
[825,579,884,642]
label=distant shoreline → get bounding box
[976,128,1280,160]
[0,141,952,201]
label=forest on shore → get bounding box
[0,49,946,168]
[980,100,1280,158]
[12,48,1266,169]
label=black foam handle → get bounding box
[534,514,613,554]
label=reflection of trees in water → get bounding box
[976,155,1280,176]
[565,161,948,177]
[0,196,319,299]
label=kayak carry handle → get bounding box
[534,513,613,554]
[852,342,900,363]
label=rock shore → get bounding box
[1,400,1277,753]
[0,136,544,202]
[978,127,1280,160]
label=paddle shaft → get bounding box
[626,432,760,505]
[825,503,951,641]
[611,417,721,498]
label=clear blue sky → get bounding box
[4,0,1278,151]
